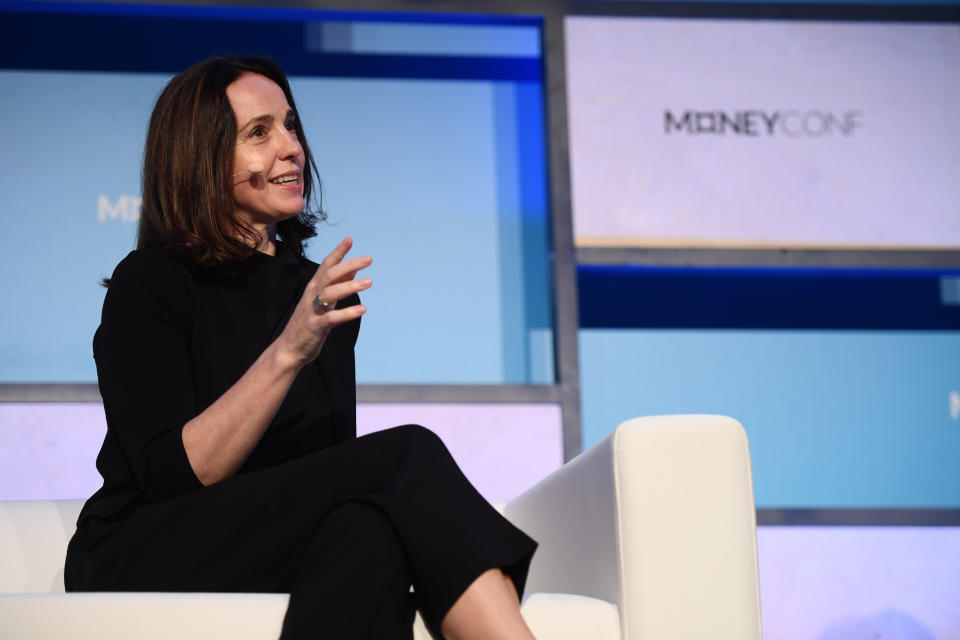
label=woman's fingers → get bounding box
[320,236,353,269]
[316,278,372,309]
[281,283,367,364]
[314,303,367,327]
[308,248,372,290]
[316,237,371,282]
[308,279,371,319]
[324,255,372,285]
[308,237,353,288]
[281,238,372,365]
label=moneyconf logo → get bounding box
[664,109,864,137]
[98,194,141,223]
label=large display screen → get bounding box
[565,16,960,250]
[0,5,553,384]
[577,265,960,509]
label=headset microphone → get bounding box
[232,162,264,178]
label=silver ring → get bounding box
[312,294,334,314]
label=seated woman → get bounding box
[65,56,538,640]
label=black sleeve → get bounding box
[94,250,203,500]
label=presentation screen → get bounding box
[565,16,960,251]
[0,5,553,385]
[577,265,960,509]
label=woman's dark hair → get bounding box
[138,56,322,266]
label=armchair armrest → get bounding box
[505,415,763,640]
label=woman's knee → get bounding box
[391,424,450,458]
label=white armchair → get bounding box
[0,415,762,639]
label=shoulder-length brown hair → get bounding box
[138,56,322,266]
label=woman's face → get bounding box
[227,72,306,232]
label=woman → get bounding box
[65,56,538,640]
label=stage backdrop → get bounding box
[565,16,960,249]
[0,6,553,385]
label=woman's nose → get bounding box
[278,128,302,159]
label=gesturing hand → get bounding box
[277,237,371,369]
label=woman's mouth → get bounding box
[268,174,300,185]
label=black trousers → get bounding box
[65,425,537,639]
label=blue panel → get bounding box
[579,328,960,508]
[308,22,541,57]
[579,266,960,508]
[0,71,161,381]
[295,78,505,384]
[493,82,554,383]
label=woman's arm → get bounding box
[181,237,371,485]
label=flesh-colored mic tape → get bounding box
[232,162,264,178]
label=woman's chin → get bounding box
[269,199,307,220]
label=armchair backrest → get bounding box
[613,416,762,639]
[507,414,763,640]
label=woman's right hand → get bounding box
[275,237,372,370]
[183,237,370,485]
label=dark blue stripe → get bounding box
[571,1,960,22]
[0,9,541,81]
[0,1,542,25]
[578,265,960,330]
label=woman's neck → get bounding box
[253,222,278,256]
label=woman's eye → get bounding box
[250,125,266,138]
[285,120,298,135]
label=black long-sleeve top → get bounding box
[76,245,360,533]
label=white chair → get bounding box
[0,415,762,639]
